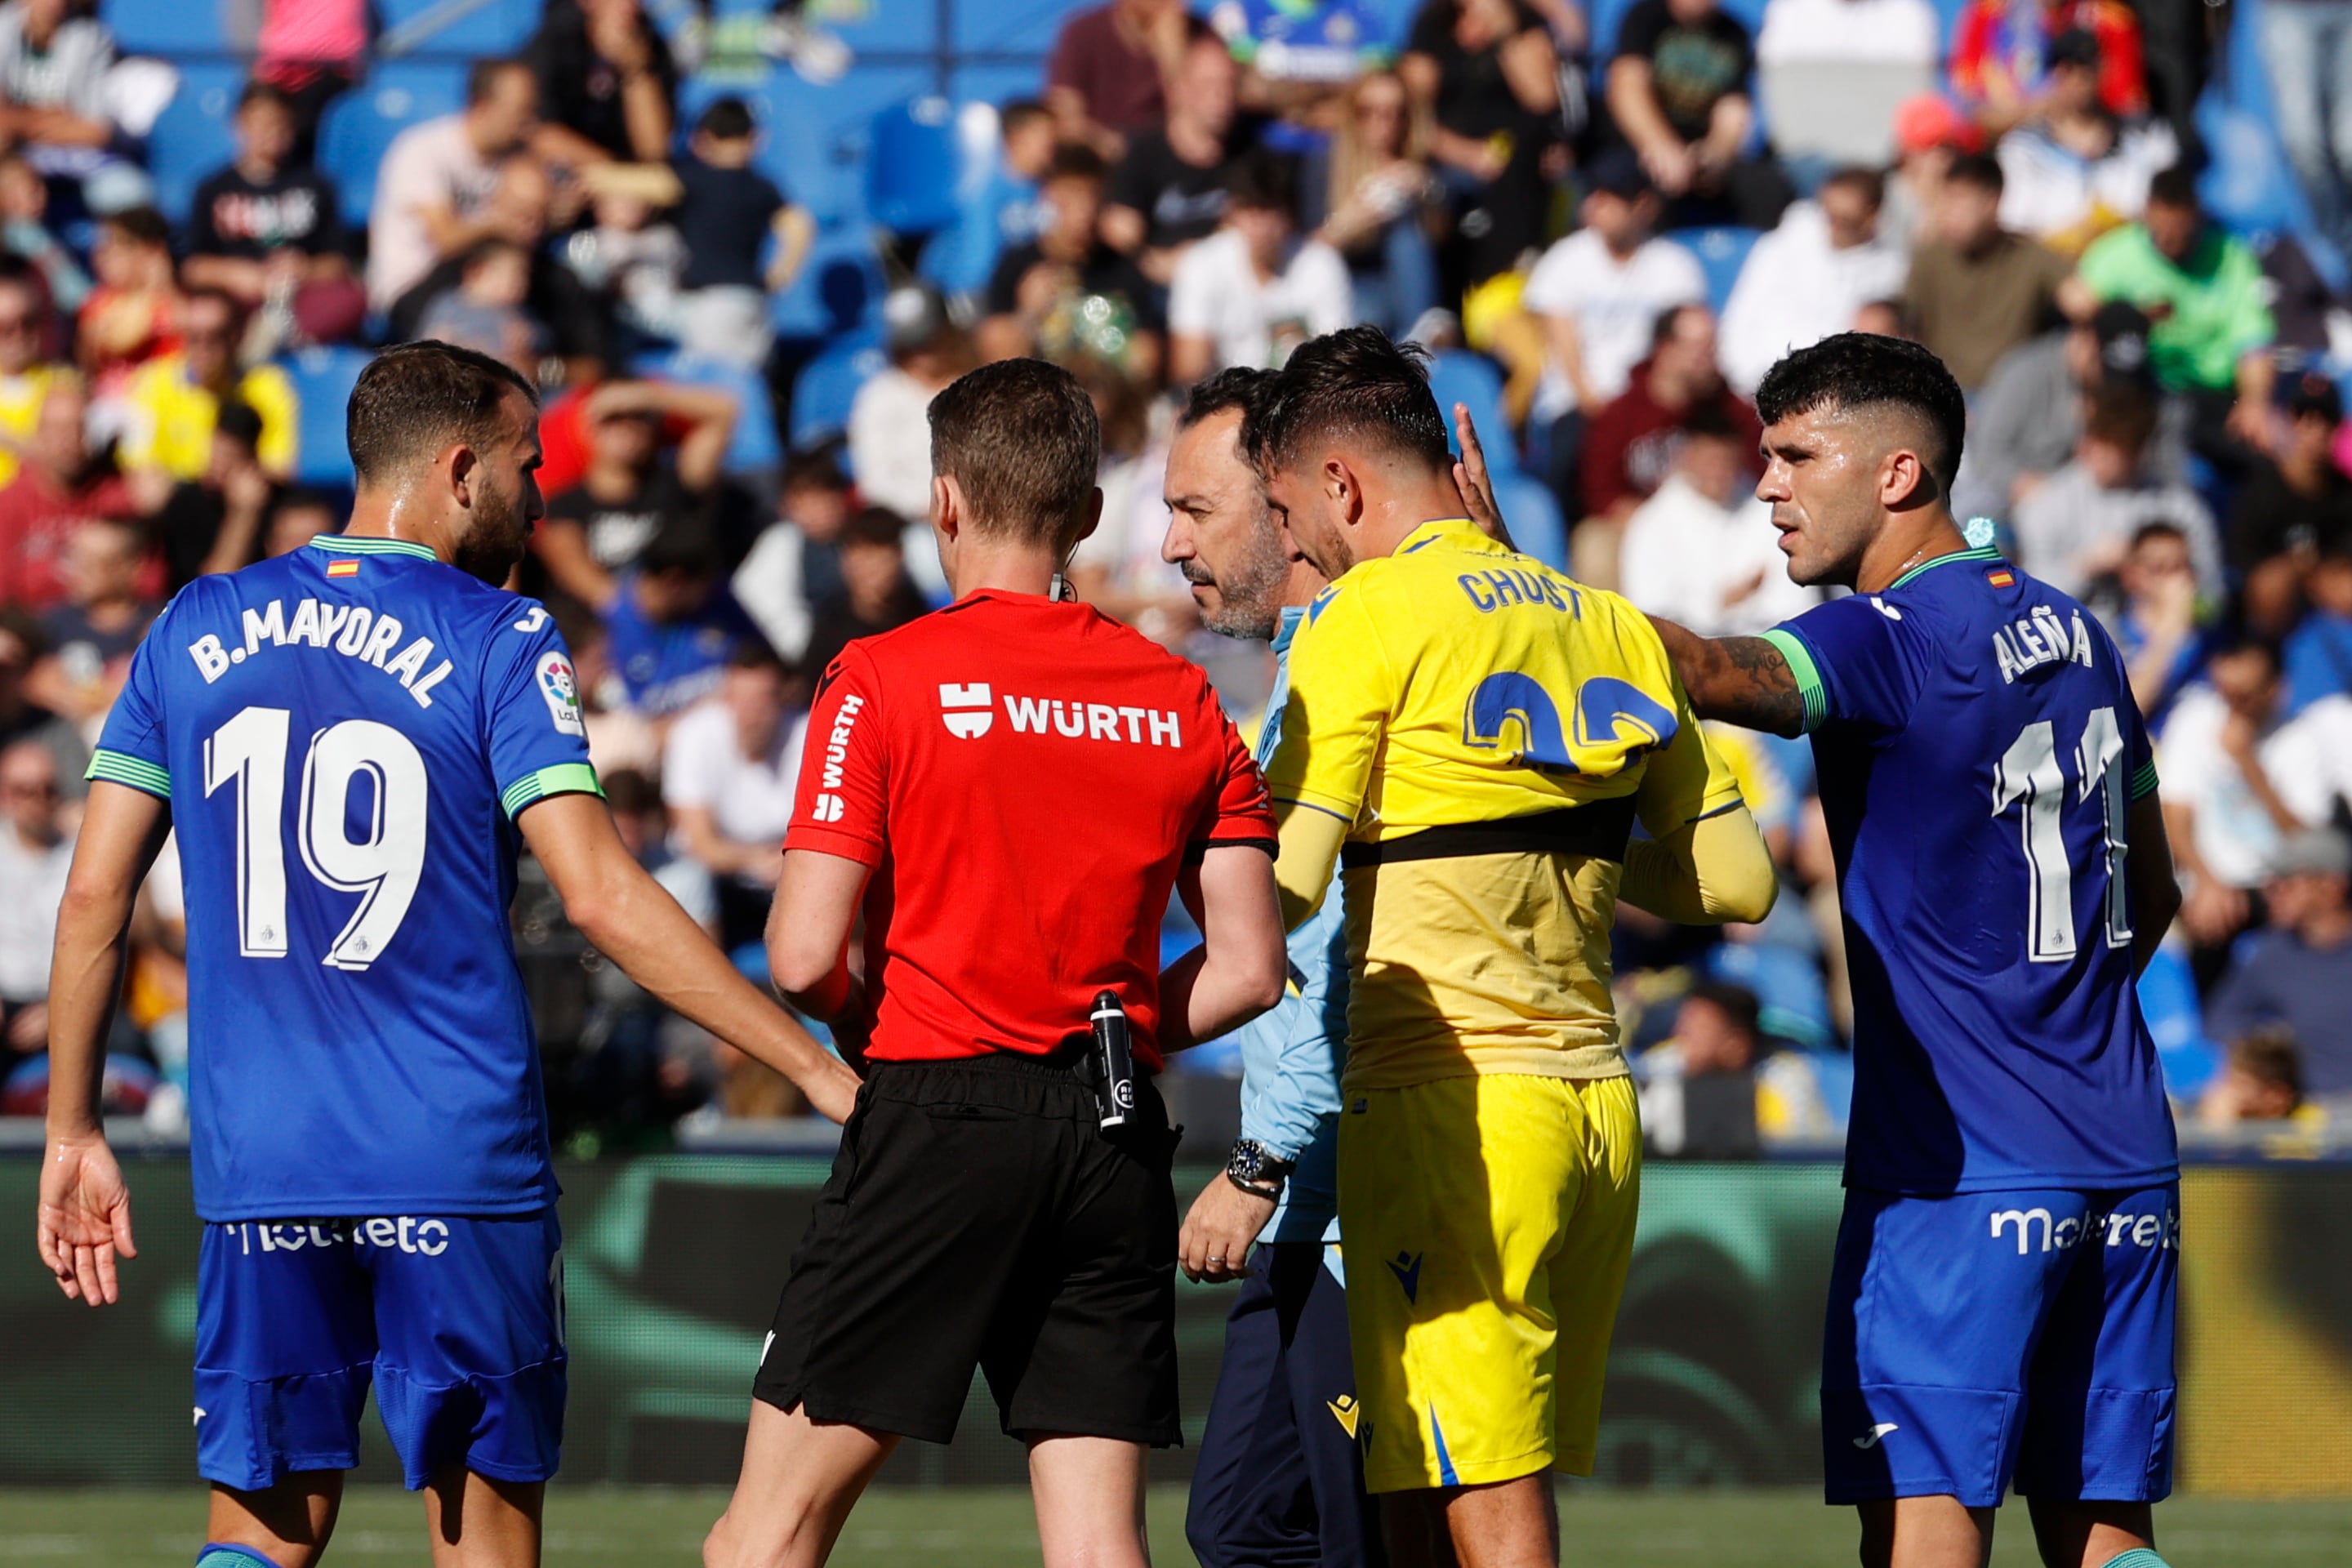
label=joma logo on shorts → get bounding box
[1988,1205,2179,1256]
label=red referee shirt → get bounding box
[784,589,1276,1071]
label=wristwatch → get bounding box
[1225,1138,1295,1201]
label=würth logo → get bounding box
[809,794,845,822]
[939,683,994,738]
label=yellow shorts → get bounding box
[1337,1072,1642,1493]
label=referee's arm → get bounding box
[1158,845,1288,1054]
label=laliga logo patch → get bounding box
[938,682,993,738]
[537,652,586,736]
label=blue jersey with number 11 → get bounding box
[1762,546,2178,1195]
[91,535,601,1223]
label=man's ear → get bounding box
[1881,448,1931,512]
[930,474,960,541]
[1327,456,1362,526]
[1074,484,1104,546]
[448,442,479,511]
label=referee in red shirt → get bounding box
[704,359,1288,1568]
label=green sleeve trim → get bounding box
[2130,760,2159,800]
[502,762,604,819]
[1757,629,1826,735]
[86,749,170,798]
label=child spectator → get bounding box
[184,81,364,349]
[118,290,301,497]
[419,238,547,374]
[563,188,688,345]
[2106,519,2211,728]
[0,378,138,609]
[603,514,766,720]
[0,154,86,314]
[1993,29,2176,255]
[800,505,927,679]
[2196,1028,2310,1127]
[26,514,157,729]
[733,444,853,666]
[668,96,811,369]
[79,207,182,400]
[979,143,1160,365]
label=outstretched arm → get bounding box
[1647,616,1808,737]
[42,782,167,1306]
[522,793,861,1120]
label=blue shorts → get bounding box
[1821,1184,2177,1509]
[194,1211,566,1493]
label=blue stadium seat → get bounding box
[102,0,228,56]
[1673,226,1762,315]
[631,346,784,476]
[145,62,244,228]
[1427,349,1516,475]
[791,328,884,452]
[317,64,469,229]
[281,345,373,488]
[373,0,540,58]
[773,234,889,340]
[866,96,963,238]
[1493,470,1568,572]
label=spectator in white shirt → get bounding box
[1166,150,1353,383]
[1521,149,1705,439]
[0,737,71,1058]
[2161,639,2305,951]
[368,59,564,310]
[2011,379,2221,599]
[0,0,118,180]
[1993,28,2177,256]
[1718,167,1909,394]
[847,283,972,599]
[663,645,807,951]
[1618,403,1820,635]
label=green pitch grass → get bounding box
[0,1486,2342,1565]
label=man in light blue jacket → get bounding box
[1163,368,1381,1568]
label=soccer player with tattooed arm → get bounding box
[1458,331,2187,1568]
[39,341,858,1568]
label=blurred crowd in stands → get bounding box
[0,0,2350,1152]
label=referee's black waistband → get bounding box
[866,1040,1155,1079]
[1340,795,1639,869]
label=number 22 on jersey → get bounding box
[204,705,429,970]
[1993,705,2130,964]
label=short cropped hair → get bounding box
[238,79,293,114]
[697,96,756,141]
[928,358,1100,548]
[1245,325,1450,477]
[1820,164,1886,210]
[346,340,538,488]
[1178,365,1272,431]
[1046,143,1108,184]
[467,57,531,105]
[1944,152,2004,196]
[1753,332,1967,494]
[2147,163,2199,212]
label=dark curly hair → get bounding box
[1245,326,1450,478]
[1753,332,1967,495]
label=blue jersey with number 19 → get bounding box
[90,534,601,1223]
[1761,546,2177,1195]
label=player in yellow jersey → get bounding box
[1246,328,1778,1566]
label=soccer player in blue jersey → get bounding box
[38,341,856,1568]
[1638,334,2186,1568]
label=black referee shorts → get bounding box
[753,1050,1183,1447]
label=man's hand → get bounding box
[801,1056,862,1124]
[1451,401,1516,550]
[1178,1174,1276,1285]
[38,1134,136,1306]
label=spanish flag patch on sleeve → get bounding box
[1985,568,2015,588]
[326,560,360,578]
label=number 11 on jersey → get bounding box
[1993,706,2131,964]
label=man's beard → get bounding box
[450,483,529,585]
[1188,528,1290,640]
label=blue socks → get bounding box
[2099,1551,2173,1568]
[197,1546,281,1568]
